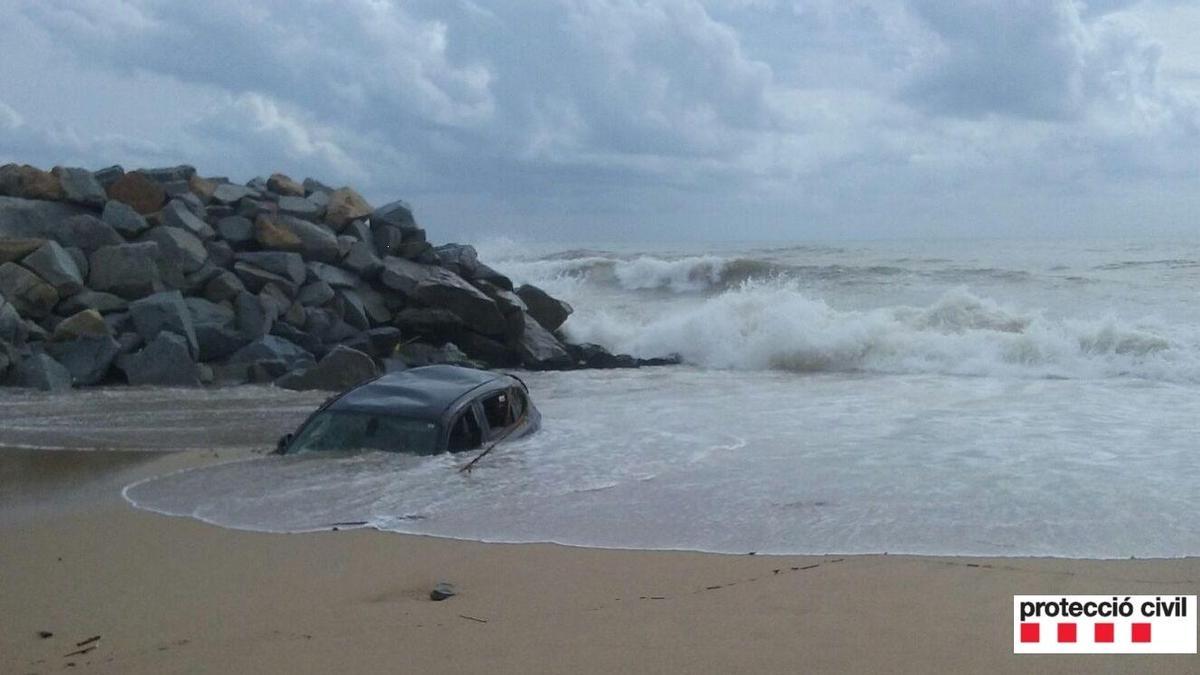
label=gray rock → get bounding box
[514,314,573,370]
[88,243,163,299]
[46,335,120,385]
[303,177,333,195]
[282,300,306,328]
[355,283,391,325]
[393,308,466,338]
[334,289,369,330]
[235,291,273,340]
[516,284,573,332]
[140,226,208,274]
[53,167,107,207]
[0,297,29,345]
[211,183,256,205]
[343,240,383,278]
[371,200,419,233]
[118,332,201,386]
[473,262,513,290]
[297,281,335,307]
[278,195,322,221]
[0,197,88,239]
[101,200,150,238]
[258,283,292,318]
[93,165,125,189]
[128,290,198,359]
[396,342,473,368]
[372,224,404,257]
[274,345,379,391]
[57,290,127,316]
[429,582,457,601]
[306,261,359,289]
[185,297,235,328]
[65,246,88,279]
[0,238,46,264]
[342,326,402,358]
[48,214,123,252]
[138,165,196,184]
[269,322,322,355]
[195,323,249,362]
[227,335,314,371]
[215,215,255,245]
[345,219,373,245]
[9,352,72,391]
[0,262,59,318]
[233,261,298,297]
[235,251,306,286]
[204,239,235,270]
[380,258,506,336]
[22,241,84,296]
[255,214,340,263]
[434,243,479,278]
[203,270,245,303]
[161,199,215,240]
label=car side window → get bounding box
[509,387,527,420]
[481,391,513,430]
[448,407,483,452]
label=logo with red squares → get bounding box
[1014,595,1196,654]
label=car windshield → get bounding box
[289,410,441,455]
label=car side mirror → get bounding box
[274,433,293,454]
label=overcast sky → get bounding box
[1,0,1198,241]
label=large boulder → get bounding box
[211,183,256,205]
[0,297,28,346]
[203,270,245,303]
[184,297,236,329]
[254,214,339,262]
[306,261,358,289]
[118,332,201,386]
[277,195,322,221]
[324,187,372,231]
[215,215,255,246]
[51,167,107,207]
[274,345,379,391]
[516,284,573,332]
[101,200,150,238]
[8,352,72,391]
[161,199,215,239]
[46,335,121,385]
[0,238,46,264]
[380,258,506,336]
[0,262,59,318]
[297,281,334,307]
[106,171,166,214]
[343,240,383,278]
[342,326,402,358]
[235,251,306,287]
[195,323,249,362]
[0,197,88,239]
[394,341,474,368]
[51,309,110,342]
[0,164,64,201]
[227,335,314,371]
[22,241,84,296]
[393,307,466,339]
[94,166,125,189]
[433,243,479,278]
[57,290,127,316]
[233,261,299,297]
[235,291,274,340]
[267,173,305,197]
[139,165,196,184]
[47,214,124,252]
[128,290,199,359]
[513,314,573,369]
[140,226,208,274]
[371,200,419,233]
[88,242,163,299]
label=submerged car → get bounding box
[277,365,540,456]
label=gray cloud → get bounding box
[0,0,1197,240]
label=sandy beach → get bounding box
[0,449,1196,674]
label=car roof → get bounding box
[327,365,513,421]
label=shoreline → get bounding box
[3,449,1199,673]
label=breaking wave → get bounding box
[562,284,1195,381]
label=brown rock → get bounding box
[106,172,166,214]
[52,309,110,342]
[254,215,304,251]
[188,175,218,203]
[324,188,372,231]
[0,238,47,264]
[0,164,65,201]
[267,173,305,197]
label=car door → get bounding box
[446,404,485,452]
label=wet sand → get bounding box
[2,449,1199,674]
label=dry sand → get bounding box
[2,449,1198,674]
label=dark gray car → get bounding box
[277,365,540,456]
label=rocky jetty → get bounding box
[0,163,675,391]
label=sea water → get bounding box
[105,238,1200,556]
